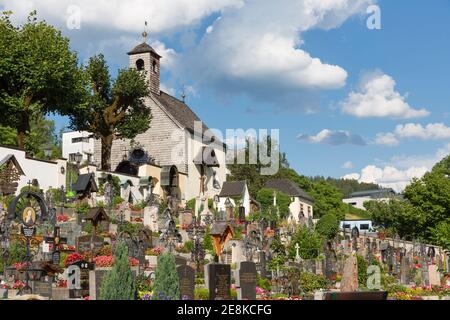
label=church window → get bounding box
[136,59,145,71]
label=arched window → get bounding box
[136,59,145,71]
[152,60,158,73]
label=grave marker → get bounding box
[177,264,195,300]
[236,261,257,300]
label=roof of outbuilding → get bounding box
[264,179,313,202]
[348,189,395,198]
[72,173,98,193]
[219,181,246,197]
[0,154,25,175]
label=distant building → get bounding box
[343,189,396,210]
[217,181,251,217]
[340,219,374,233]
[264,179,314,222]
[62,131,94,164]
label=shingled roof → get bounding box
[264,179,313,202]
[127,42,161,57]
[219,181,246,197]
[154,91,208,134]
[72,173,98,193]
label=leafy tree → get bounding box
[256,188,291,221]
[152,252,180,300]
[69,54,151,171]
[0,125,16,146]
[364,199,423,240]
[310,176,382,198]
[428,221,450,250]
[268,234,287,271]
[99,241,135,300]
[315,213,339,240]
[0,11,85,149]
[0,115,60,158]
[404,155,450,240]
[288,226,323,260]
[203,226,213,252]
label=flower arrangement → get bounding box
[13,262,29,271]
[12,280,25,290]
[57,214,70,222]
[57,280,67,288]
[138,291,152,300]
[64,252,84,267]
[1,283,11,289]
[60,244,76,251]
[146,247,164,256]
[93,255,114,267]
[93,255,139,267]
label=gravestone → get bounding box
[428,265,441,287]
[31,280,52,298]
[236,261,257,300]
[400,256,411,285]
[59,222,82,246]
[143,206,159,232]
[179,210,194,226]
[177,264,195,300]
[68,260,93,298]
[206,263,231,300]
[76,234,104,253]
[340,255,358,292]
[175,255,188,267]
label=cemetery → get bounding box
[0,8,450,303]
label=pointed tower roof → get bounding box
[127,42,161,58]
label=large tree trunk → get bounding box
[101,134,114,171]
[17,111,30,150]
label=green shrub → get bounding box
[76,202,90,215]
[186,198,196,212]
[231,288,237,300]
[315,213,339,240]
[256,276,271,291]
[300,272,327,293]
[152,253,180,300]
[99,241,136,300]
[113,196,124,207]
[194,288,209,300]
[356,254,368,287]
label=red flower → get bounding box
[65,252,84,267]
[57,214,70,222]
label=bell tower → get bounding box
[127,28,161,95]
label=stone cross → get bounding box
[295,243,301,263]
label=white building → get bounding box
[343,189,396,210]
[87,40,228,204]
[217,181,251,217]
[340,219,374,233]
[264,179,314,222]
[0,145,67,194]
[62,131,94,164]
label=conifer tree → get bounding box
[152,252,180,300]
[99,241,135,300]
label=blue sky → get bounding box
[3,0,450,191]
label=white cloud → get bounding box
[344,143,450,192]
[2,0,244,33]
[373,123,450,146]
[342,161,354,169]
[181,0,374,109]
[2,0,375,111]
[342,173,360,180]
[341,71,430,119]
[374,132,399,146]
[394,123,450,140]
[298,129,366,145]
